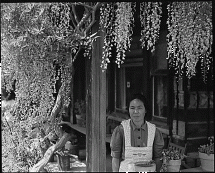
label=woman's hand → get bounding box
[112,157,120,172]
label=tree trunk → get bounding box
[29,132,71,172]
[45,83,63,135]
[32,57,75,172]
[46,61,74,136]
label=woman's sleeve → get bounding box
[110,125,123,159]
[153,128,164,159]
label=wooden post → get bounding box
[70,60,74,124]
[86,15,106,172]
[145,48,152,121]
[183,75,189,144]
[167,66,174,139]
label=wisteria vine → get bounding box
[167,1,212,81]
[140,2,162,52]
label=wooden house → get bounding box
[70,2,214,171]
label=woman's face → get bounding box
[129,99,146,123]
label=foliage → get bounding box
[198,136,214,155]
[166,1,213,81]
[162,146,185,162]
[1,2,98,171]
[2,2,58,129]
[2,103,49,172]
[100,2,135,69]
[140,2,162,52]
[100,1,213,79]
[1,2,97,127]
[114,2,135,67]
[160,145,185,172]
[100,2,115,70]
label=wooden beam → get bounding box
[86,14,106,172]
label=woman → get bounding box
[110,94,164,172]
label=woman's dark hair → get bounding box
[128,93,150,117]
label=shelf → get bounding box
[107,115,126,122]
[67,123,111,143]
[70,124,86,135]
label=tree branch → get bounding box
[71,4,80,25]
[85,2,103,36]
[45,82,64,134]
[84,4,97,36]
[72,46,82,62]
[75,2,93,10]
[75,2,101,37]
[70,12,78,30]
[29,132,71,172]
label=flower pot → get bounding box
[166,159,181,172]
[199,152,214,172]
[56,152,70,171]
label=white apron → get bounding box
[119,119,156,172]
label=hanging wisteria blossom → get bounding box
[114,2,135,68]
[100,2,135,70]
[100,3,115,70]
[140,2,162,52]
[167,1,212,81]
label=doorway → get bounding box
[125,66,144,109]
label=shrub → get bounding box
[2,102,51,172]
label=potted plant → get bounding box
[198,136,214,172]
[74,100,86,127]
[160,146,185,172]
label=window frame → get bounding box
[114,58,143,113]
[151,69,168,122]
